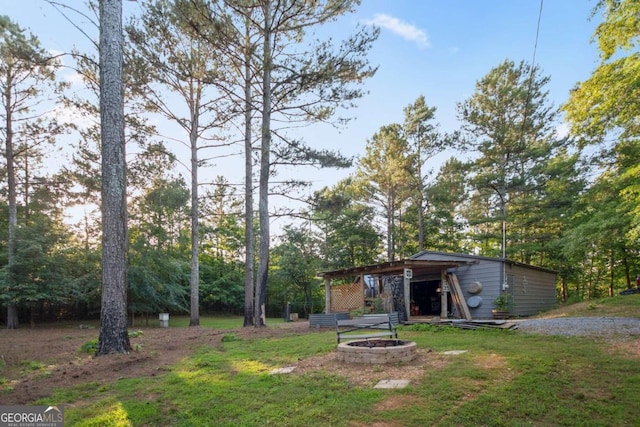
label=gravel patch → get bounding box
[515,317,640,337]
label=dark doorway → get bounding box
[411,280,442,316]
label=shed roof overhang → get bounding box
[320,259,464,281]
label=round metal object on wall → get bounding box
[468,281,483,294]
[467,295,482,308]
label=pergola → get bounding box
[320,259,463,320]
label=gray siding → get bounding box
[507,263,557,316]
[450,258,503,319]
[412,251,557,319]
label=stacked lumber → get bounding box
[434,319,519,330]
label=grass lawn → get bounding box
[8,296,640,426]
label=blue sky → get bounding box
[3,0,602,225]
[293,0,601,192]
[319,0,600,152]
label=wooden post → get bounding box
[324,277,331,314]
[403,268,412,320]
[360,274,365,313]
[440,269,448,319]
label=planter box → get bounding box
[492,309,510,319]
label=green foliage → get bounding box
[0,201,74,310]
[80,339,98,355]
[37,310,639,426]
[401,95,445,253]
[20,360,44,372]
[200,176,245,261]
[565,0,640,141]
[199,254,244,313]
[81,331,142,355]
[561,0,640,287]
[3,0,640,329]
[356,123,415,261]
[457,59,564,263]
[128,330,143,338]
[128,255,190,315]
[493,293,511,310]
[269,224,325,316]
[424,157,470,252]
[221,333,236,342]
[311,178,382,270]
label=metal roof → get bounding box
[319,250,557,279]
[319,259,464,280]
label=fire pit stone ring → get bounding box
[336,339,417,364]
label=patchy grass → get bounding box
[537,293,640,318]
[13,299,640,426]
[48,326,640,427]
[166,315,282,329]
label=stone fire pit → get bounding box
[336,339,417,364]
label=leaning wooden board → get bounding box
[447,273,472,320]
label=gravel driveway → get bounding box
[515,317,640,337]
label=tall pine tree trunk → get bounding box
[4,82,18,329]
[189,99,200,327]
[243,19,255,327]
[97,0,130,355]
[255,1,272,327]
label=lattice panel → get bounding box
[331,282,363,312]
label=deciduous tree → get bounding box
[563,0,640,250]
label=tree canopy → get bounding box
[3,1,640,329]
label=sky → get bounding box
[3,0,603,230]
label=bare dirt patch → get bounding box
[292,347,451,387]
[606,338,640,359]
[0,321,316,405]
[1,321,456,405]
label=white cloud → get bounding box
[363,13,430,49]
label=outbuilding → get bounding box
[319,250,558,321]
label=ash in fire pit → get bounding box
[337,339,417,364]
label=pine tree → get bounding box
[97,0,131,354]
[0,16,65,328]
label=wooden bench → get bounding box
[335,312,399,344]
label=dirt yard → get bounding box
[0,321,444,405]
[4,316,636,406]
[0,321,312,404]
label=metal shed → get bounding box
[320,251,558,320]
